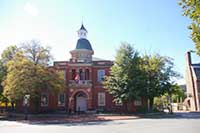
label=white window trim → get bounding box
[134,98,142,106]
[23,95,30,107]
[97,69,105,82]
[57,93,66,106]
[41,93,49,107]
[98,92,106,106]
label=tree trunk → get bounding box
[149,97,154,112]
[11,102,14,111]
[169,94,173,114]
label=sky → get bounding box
[0,0,199,85]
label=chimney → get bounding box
[186,51,192,65]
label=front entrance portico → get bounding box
[69,90,92,113]
[76,92,87,111]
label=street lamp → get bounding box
[24,94,30,120]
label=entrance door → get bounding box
[76,93,87,112]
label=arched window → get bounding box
[79,69,83,80]
[72,69,76,80]
[85,69,89,80]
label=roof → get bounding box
[92,60,113,66]
[92,57,105,61]
[192,63,200,67]
[80,24,87,32]
[191,63,200,79]
[193,67,200,79]
[76,38,93,51]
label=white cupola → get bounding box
[77,24,87,39]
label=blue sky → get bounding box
[0,0,199,84]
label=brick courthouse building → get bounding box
[17,24,146,113]
[185,52,200,111]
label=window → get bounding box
[98,92,106,106]
[85,69,89,80]
[41,93,49,107]
[97,70,105,82]
[134,98,142,106]
[23,95,30,107]
[58,93,65,106]
[115,101,123,106]
[79,69,83,80]
[72,69,76,80]
[77,59,84,62]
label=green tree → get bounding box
[171,84,186,103]
[104,43,145,110]
[0,45,18,108]
[2,52,65,111]
[2,41,65,112]
[1,45,18,65]
[141,54,180,112]
[104,43,179,112]
[0,45,18,91]
[0,60,8,105]
[0,61,5,93]
[179,0,200,55]
[154,83,186,112]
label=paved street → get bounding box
[0,113,200,133]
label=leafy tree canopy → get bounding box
[104,43,180,112]
[0,45,18,103]
[104,43,145,103]
[179,0,200,55]
[1,45,18,65]
[141,54,180,111]
[154,83,186,111]
[1,40,65,102]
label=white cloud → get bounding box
[24,2,39,16]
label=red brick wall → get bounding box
[16,62,147,113]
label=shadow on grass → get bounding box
[0,114,115,126]
[1,112,200,126]
[31,120,121,127]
